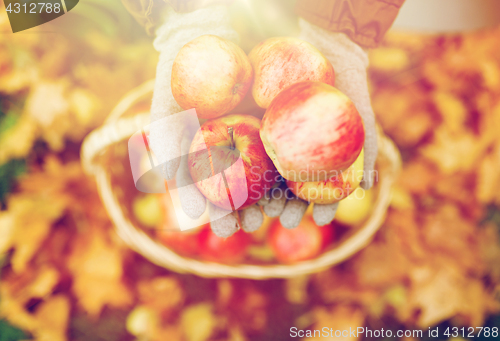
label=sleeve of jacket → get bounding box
[295,0,405,48]
[121,0,234,35]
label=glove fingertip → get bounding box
[312,202,339,226]
[178,184,206,220]
[279,215,300,229]
[263,199,286,217]
[240,205,263,233]
[257,191,271,206]
[263,185,289,217]
[279,198,308,229]
[210,212,240,238]
[164,159,181,180]
[360,168,375,190]
[360,178,372,190]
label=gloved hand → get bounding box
[150,9,377,235]
[298,19,377,190]
[259,18,378,229]
[149,5,268,237]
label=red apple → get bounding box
[260,81,365,182]
[156,194,202,257]
[188,114,278,210]
[249,37,335,109]
[267,217,335,264]
[319,223,336,250]
[157,228,201,257]
[198,226,251,263]
[171,35,253,119]
[286,149,364,204]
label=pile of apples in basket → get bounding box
[136,35,371,264]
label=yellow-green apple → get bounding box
[260,81,365,182]
[286,149,364,204]
[188,114,278,210]
[172,35,253,119]
[249,37,335,109]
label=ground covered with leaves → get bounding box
[0,1,499,340]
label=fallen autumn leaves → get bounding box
[0,12,500,341]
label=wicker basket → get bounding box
[81,79,402,279]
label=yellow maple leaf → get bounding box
[306,305,365,341]
[25,266,60,299]
[285,275,310,304]
[67,227,132,317]
[126,305,185,341]
[126,305,159,338]
[69,88,100,127]
[476,150,500,203]
[0,266,63,336]
[32,295,70,341]
[420,127,480,174]
[25,80,70,129]
[432,91,467,134]
[480,60,500,89]
[137,276,184,312]
[408,261,493,328]
[0,114,38,166]
[181,303,217,341]
[0,194,66,273]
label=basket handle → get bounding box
[81,79,155,175]
[105,79,155,123]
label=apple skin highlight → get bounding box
[188,114,278,211]
[249,37,335,109]
[260,81,365,182]
[172,35,253,119]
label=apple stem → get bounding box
[228,127,234,150]
[232,83,241,95]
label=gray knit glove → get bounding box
[262,19,378,229]
[150,5,270,237]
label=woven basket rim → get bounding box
[81,80,402,279]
